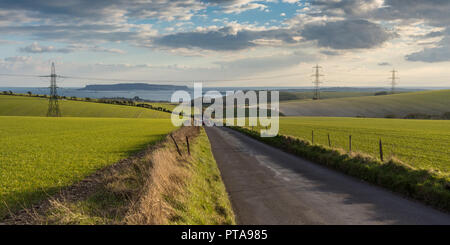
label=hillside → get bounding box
[280,90,450,118]
[279,91,376,101]
[0,95,170,118]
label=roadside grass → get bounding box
[230,126,450,212]
[167,128,234,225]
[0,116,175,219]
[0,95,170,118]
[5,127,235,225]
[280,89,450,118]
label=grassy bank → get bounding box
[229,126,450,212]
[4,127,235,225]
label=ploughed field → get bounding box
[278,117,450,176]
[0,116,176,218]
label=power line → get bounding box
[60,72,309,83]
[0,68,401,88]
[0,72,308,84]
[0,73,43,78]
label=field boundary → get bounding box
[275,125,449,166]
[228,126,450,213]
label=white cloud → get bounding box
[19,42,126,54]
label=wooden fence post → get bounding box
[312,130,314,144]
[328,133,331,147]
[349,135,352,152]
[186,136,191,155]
[170,134,182,156]
[379,139,383,162]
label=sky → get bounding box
[0,0,449,87]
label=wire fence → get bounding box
[246,125,450,173]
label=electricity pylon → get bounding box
[312,65,323,100]
[390,69,399,94]
[41,62,61,117]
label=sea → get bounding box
[0,86,308,102]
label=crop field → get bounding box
[0,95,170,118]
[0,116,176,218]
[280,89,450,118]
[277,117,450,175]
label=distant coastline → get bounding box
[78,83,188,91]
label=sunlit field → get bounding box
[0,116,176,218]
[278,117,450,174]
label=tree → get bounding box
[27,91,32,96]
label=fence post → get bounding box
[186,136,190,155]
[312,130,314,144]
[170,133,182,156]
[349,135,352,152]
[379,139,383,162]
[328,133,331,147]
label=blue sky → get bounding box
[0,0,449,87]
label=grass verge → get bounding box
[229,126,450,212]
[4,126,235,225]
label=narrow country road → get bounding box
[205,126,450,225]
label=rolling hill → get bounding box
[280,90,450,118]
[279,91,375,101]
[0,95,170,118]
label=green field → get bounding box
[0,95,170,118]
[278,117,450,175]
[0,116,176,218]
[280,90,450,118]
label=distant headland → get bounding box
[79,83,188,91]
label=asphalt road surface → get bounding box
[205,126,450,225]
